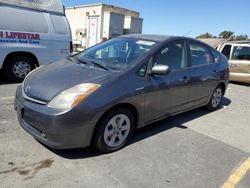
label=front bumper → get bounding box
[15,86,98,149]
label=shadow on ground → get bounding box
[230,81,250,87]
[0,70,23,85]
[0,80,14,85]
[0,72,13,85]
[45,97,231,159]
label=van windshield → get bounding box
[75,38,157,70]
[0,0,64,14]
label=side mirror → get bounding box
[150,64,170,75]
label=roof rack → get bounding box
[226,40,250,44]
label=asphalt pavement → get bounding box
[0,79,249,188]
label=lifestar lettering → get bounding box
[0,31,40,40]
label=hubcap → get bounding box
[104,114,131,148]
[13,61,31,78]
[211,88,222,108]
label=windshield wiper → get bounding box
[66,55,74,61]
[89,61,110,71]
[74,57,109,71]
[76,58,87,65]
[66,56,87,65]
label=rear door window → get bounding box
[221,45,232,59]
[232,46,250,61]
[189,43,214,66]
[51,15,68,35]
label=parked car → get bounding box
[217,41,250,84]
[0,0,72,82]
[15,34,229,153]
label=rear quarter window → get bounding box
[0,6,49,33]
[221,45,231,59]
[50,15,68,35]
[211,49,221,63]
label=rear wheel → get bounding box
[93,108,135,153]
[205,85,224,111]
[4,56,36,82]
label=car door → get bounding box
[229,45,250,82]
[187,41,219,106]
[144,40,191,123]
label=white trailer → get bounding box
[66,3,143,50]
[124,16,143,34]
[103,11,125,39]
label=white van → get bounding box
[0,0,72,82]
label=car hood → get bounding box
[23,58,115,102]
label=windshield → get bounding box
[75,38,157,70]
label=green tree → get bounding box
[196,32,214,39]
[219,31,235,39]
[235,35,248,40]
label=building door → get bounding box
[88,16,99,47]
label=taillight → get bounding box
[70,41,73,53]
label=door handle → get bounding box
[180,76,190,83]
[212,70,218,75]
[229,63,237,68]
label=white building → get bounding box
[65,3,143,50]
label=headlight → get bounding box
[47,83,101,110]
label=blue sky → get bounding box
[63,0,250,38]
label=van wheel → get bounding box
[205,85,224,111]
[93,108,135,153]
[4,56,36,82]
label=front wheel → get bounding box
[205,86,224,111]
[4,56,36,83]
[93,108,135,153]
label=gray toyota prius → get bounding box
[15,34,229,153]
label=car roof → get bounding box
[223,41,250,45]
[119,34,207,44]
[118,34,214,50]
[119,34,174,42]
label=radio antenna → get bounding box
[183,30,192,37]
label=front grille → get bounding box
[22,119,47,139]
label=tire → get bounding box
[93,108,135,153]
[4,56,36,83]
[205,85,224,111]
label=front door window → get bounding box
[154,42,186,70]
